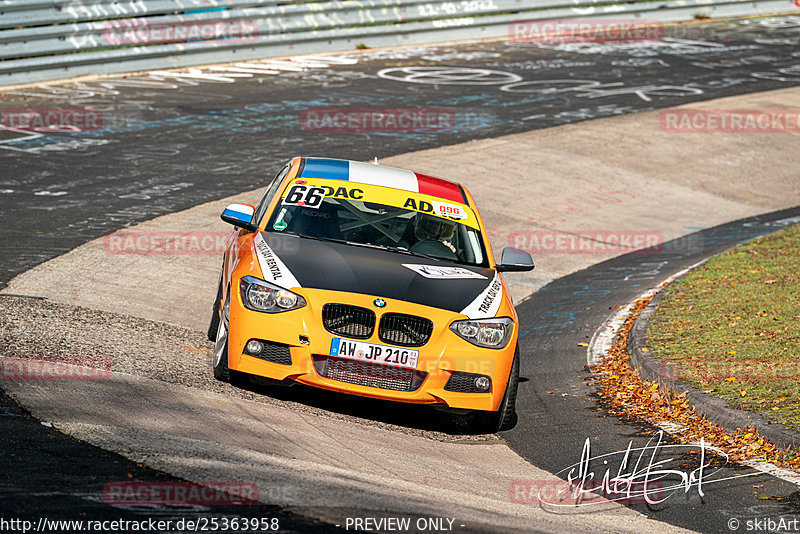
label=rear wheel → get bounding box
[472,345,519,433]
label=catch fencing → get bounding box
[0,0,795,86]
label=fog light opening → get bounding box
[245,339,264,355]
[474,376,491,392]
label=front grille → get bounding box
[248,340,292,365]
[378,313,433,347]
[322,304,375,339]
[313,355,427,392]
[444,371,489,393]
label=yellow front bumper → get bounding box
[227,287,516,411]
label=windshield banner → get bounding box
[280,178,480,230]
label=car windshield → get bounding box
[266,184,488,266]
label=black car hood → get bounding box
[257,232,495,313]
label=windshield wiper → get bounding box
[345,242,427,256]
[403,249,445,261]
[292,234,408,253]
[381,245,455,263]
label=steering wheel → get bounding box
[409,240,458,260]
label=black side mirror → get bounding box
[496,247,534,272]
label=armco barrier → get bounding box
[0,0,795,87]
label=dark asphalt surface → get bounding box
[0,390,343,533]
[1,14,800,532]
[2,18,800,285]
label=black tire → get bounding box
[207,273,223,342]
[495,345,520,431]
[472,345,520,433]
[212,291,246,385]
[212,339,231,382]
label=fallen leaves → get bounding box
[591,294,800,470]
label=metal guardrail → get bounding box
[0,0,795,87]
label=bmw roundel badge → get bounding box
[373,299,386,308]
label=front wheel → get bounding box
[212,290,245,385]
[473,345,520,433]
[207,272,223,342]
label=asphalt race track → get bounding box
[2,14,800,533]
[3,17,800,285]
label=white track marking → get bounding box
[5,55,355,101]
[586,259,706,367]
[300,55,359,65]
[738,460,800,485]
[233,63,282,73]
[250,61,306,72]
[656,421,800,485]
[207,66,277,75]
[282,59,330,68]
[149,70,240,82]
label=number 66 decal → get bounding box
[282,184,327,208]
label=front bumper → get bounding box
[227,287,516,411]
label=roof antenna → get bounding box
[372,156,379,165]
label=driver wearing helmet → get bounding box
[413,213,457,254]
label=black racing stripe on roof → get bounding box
[456,183,469,205]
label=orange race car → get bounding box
[209,157,534,431]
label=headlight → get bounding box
[450,317,513,349]
[239,276,306,313]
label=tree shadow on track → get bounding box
[229,374,515,439]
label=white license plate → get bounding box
[329,338,419,370]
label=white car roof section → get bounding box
[347,161,420,193]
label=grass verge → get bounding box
[647,224,800,434]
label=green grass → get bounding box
[648,224,800,433]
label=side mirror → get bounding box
[496,247,534,272]
[221,203,258,232]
